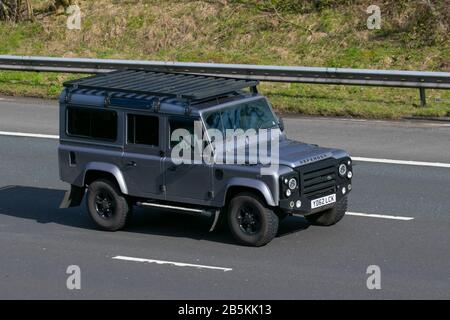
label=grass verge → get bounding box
[0,0,448,119]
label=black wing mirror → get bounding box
[278,117,285,132]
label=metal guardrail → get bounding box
[0,55,449,106]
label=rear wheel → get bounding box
[305,197,347,226]
[228,192,279,246]
[86,179,131,231]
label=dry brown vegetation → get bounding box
[0,0,449,118]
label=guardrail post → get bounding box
[419,88,426,107]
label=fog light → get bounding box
[289,201,295,208]
[342,187,347,195]
[286,189,292,197]
[339,164,347,176]
[288,178,297,190]
[347,171,353,179]
[348,184,352,191]
[296,200,302,208]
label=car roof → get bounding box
[64,69,258,101]
[62,70,260,116]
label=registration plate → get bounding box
[311,194,336,209]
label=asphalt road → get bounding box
[0,96,449,299]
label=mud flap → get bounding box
[209,209,221,232]
[59,185,85,209]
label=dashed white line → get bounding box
[112,255,233,272]
[0,131,58,140]
[346,211,414,221]
[352,156,450,168]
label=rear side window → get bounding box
[67,107,117,141]
[127,114,159,147]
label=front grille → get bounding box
[298,159,337,199]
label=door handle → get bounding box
[168,166,177,172]
[126,161,137,167]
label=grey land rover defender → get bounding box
[59,70,352,246]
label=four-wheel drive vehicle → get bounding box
[59,70,352,246]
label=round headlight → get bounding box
[296,200,302,208]
[284,178,289,184]
[288,178,297,190]
[285,189,292,197]
[347,171,353,179]
[342,187,347,195]
[339,164,347,176]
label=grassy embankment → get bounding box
[0,0,449,119]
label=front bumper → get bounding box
[279,188,349,215]
[278,157,352,215]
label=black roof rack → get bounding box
[63,70,259,101]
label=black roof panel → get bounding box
[64,70,259,101]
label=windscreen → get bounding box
[203,98,278,133]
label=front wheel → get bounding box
[86,179,131,231]
[228,192,279,246]
[305,197,347,226]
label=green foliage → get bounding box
[227,0,358,13]
[0,0,448,119]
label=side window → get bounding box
[127,114,159,147]
[67,107,117,141]
[204,111,224,134]
[169,118,194,149]
[169,118,208,162]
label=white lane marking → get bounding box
[353,156,450,168]
[0,131,449,169]
[289,117,450,127]
[346,211,414,221]
[112,255,233,272]
[0,131,58,140]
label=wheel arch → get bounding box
[83,162,128,195]
[224,178,276,207]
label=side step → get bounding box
[136,202,221,232]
